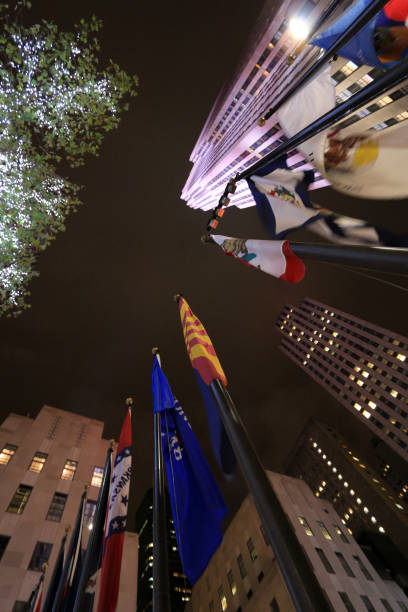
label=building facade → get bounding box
[284,419,408,589]
[188,472,408,611]
[0,406,137,611]
[181,0,408,212]
[135,488,191,612]
[276,298,408,461]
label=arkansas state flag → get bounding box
[212,235,305,283]
[96,409,131,612]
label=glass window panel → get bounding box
[46,492,67,522]
[360,595,376,612]
[298,516,313,536]
[334,525,349,543]
[339,592,356,611]
[227,570,237,595]
[270,598,280,612]
[237,553,247,578]
[0,535,10,561]
[317,521,332,540]
[353,555,373,580]
[29,452,48,473]
[28,541,52,571]
[0,444,18,465]
[335,552,355,577]
[315,548,334,573]
[91,466,103,488]
[61,459,78,480]
[7,485,32,514]
[84,500,97,529]
[247,537,257,561]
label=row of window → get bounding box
[0,445,103,486]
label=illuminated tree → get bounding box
[0,1,138,316]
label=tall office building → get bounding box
[181,0,408,212]
[284,419,408,589]
[135,488,191,612]
[188,471,408,612]
[0,406,137,611]
[276,298,408,461]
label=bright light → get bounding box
[289,17,310,40]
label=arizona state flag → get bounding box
[96,408,131,612]
[179,297,236,475]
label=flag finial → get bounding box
[125,397,133,406]
[84,483,90,491]
[65,525,71,534]
[110,438,116,448]
[152,347,160,356]
[173,293,182,303]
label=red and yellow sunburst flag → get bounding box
[179,296,227,387]
[178,296,236,476]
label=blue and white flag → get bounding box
[152,356,227,584]
[311,0,408,70]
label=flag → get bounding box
[178,297,236,476]
[311,0,408,70]
[42,533,66,612]
[96,409,131,612]
[51,491,86,612]
[278,67,408,199]
[212,234,305,282]
[29,570,45,612]
[73,446,113,612]
[152,356,227,584]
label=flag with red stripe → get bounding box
[96,408,131,612]
[212,235,305,283]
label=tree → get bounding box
[0,1,138,316]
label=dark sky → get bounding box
[2,0,408,530]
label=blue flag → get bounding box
[152,356,227,584]
[311,0,408,70]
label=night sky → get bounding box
[2,0,408,530]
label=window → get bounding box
[84,500,97,529]
[246,589,253,600]
[257,571,264,582]
[91,466,104,487]
[360,595,376,612]
[298,516,313,536]
[28,541,52,571]
[339,592,356,611]
[7,484,33,514]
[353,555,373,580]
[0,443,17,465]
[227,570,237,595]
[209,602,214,612]
[317,521,332,540]
[61,459,78,480]
[315,548,334,573]
[46,492,67,522]
[218,586,227,611]
[0,535,10,561]
[270,598,280,612]
[247,537,257,561]
[29,452,48,473]
[397,602,408,612]
[335,552,355,577]
[334,525,349,543]
[381,600,394,612]
[237,554,247,578]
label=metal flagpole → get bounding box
[152,348,171,612]
[208,378,332,612]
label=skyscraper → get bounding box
[135,488,191,612]
[0,406,137,611]
[188,471,408,611]
[181,0,408,212]
[284,419,408,587]
[276,297,408,461]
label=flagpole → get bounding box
[152,348,171,612]
[72,441,114,612]
[42,529,68,612]
[202,235,408,276]
[208,377,332,612]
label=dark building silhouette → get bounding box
[135,488,191,612]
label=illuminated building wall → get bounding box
[284,420,408,562]
[135,488,191,612]
[188,472,408,612]
[0,406,137,612]
[181,0,408,212]
[276,298,408,462]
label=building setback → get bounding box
[284,419,408,590]
[181,0,408,213]
[0,406,137,611]
[276,298,408,461]
[135,488,191,612]
[188,472,408,612]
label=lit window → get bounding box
[363,507,369,514]
[61,459,78,480]
[368,401,376,409]
[46,492,67,522]
[7,484,33,514]
[327,461,332,466]
[379,526,385,533]
[91,466,104,488]
[390,390,398,398]
[344,482,349,488]
[362,410,371,419]
[396,503,404,510]
[317,521,332,540]
[29,452,48,473]
[0,444,18,466]
[354,403,361,411]
[357,380,364,387]
[227,570,237,596]
[377,95,393,107]
[84,500,97,529]
[362,371,369,378]
[357,498,362,504]
[350,489,355,496]
[298,516,313,536]
[397,353,406,362]
[218,586,227,611]
[334,525,349,543]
